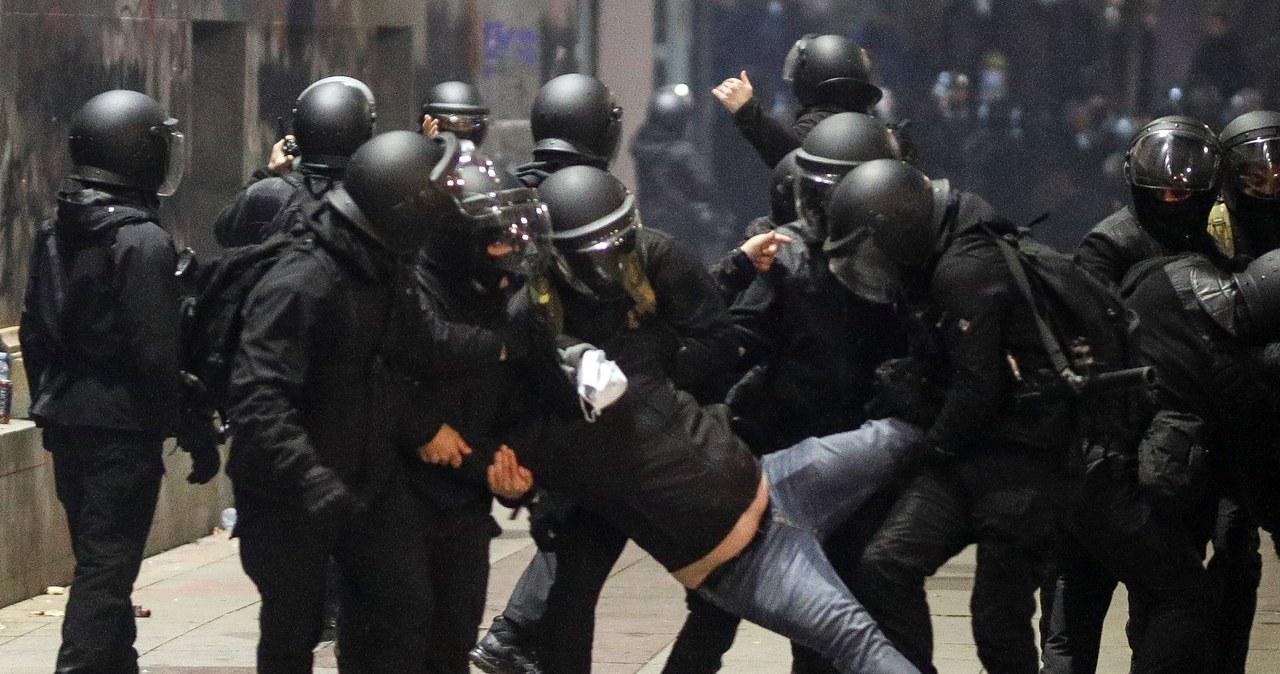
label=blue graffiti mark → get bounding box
[483,21,540,76]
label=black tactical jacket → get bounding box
[732,97,843,168]
[21,183,179,436]
[1075,206,1170,287]
[225,206,506,524]
[212,164,342,248]
[918,193,1072,455]
[728,220,908,453]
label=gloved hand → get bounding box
[299,466,365,535]
[176,411,223,485]
[866,357,944,428]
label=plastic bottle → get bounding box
[220,507,237,531]
[0,352,12,424]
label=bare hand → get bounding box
[740,230,793,273]
[268,136,295,175]
[422,114,440,137]
[712,71,755,114]
[418,423,472,468]
[487,445,534,501]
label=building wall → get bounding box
[0,0,602,327]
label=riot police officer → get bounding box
[1075,115,1225,285]
[515,73,623,187]
[422,80,519,194]
[212,76,376,247]
[824,159,1072,674]
[713,34,883,168]
[1218,111,1280,258]
[227,131,468,672]
[471,166,741,674]
[20,89,215,674]
[631,84,731,264]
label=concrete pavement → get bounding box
[2,509,1279,673]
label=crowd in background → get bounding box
[688,0,1279,251]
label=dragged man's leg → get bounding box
[698,515,921,674]
[765,418,924,539]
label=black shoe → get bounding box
[469,616,542,674]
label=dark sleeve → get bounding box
[925,254,1013,453]
[228,263,334,497]
[19,222,57,405]
[1074,227,1131,287]
[114,223,181,431]
[708,248,758,303]
[648,236,744,392]
[732,97,801,169]
[392,284,510,382]
[727,271,782,368]
[213,176,295,248]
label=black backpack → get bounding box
[981,224,1153,447]
[179,221,315,420]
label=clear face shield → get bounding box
[155,118,186,197]
[826,226,904,305]
[1126,129,1220,196]
[551,196,642,299]
[436,112,490,144]
[794,167,842,240]
[463,188,553,277]
[782,34,818,83]
[1226,138,1280,201]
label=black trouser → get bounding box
[421,512,499,674]
[46,425,164,674]
[238,483,432,674]
[503,505,629,674]
[854,454,1060,674]
[1042,492,1242,674]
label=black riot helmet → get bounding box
[1125,115,1222,253]
[782,34,882,111]
[646,84,695,134]
[293,76,377,169]
[68,90,186,196]
[793,112,903,240]
[823,159,950,304]
[1235,248,1280,339]
[423,81,490,146]
[538,165,641,299]
[531,74,623,164]
[771,150,800,224]
[327,130,462,253]
[1220,111,1280,255]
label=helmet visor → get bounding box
[782,34,817,83]
[156,119,186,197]
[464,188,552,274]
[551,195,642,297]
[827,226,903,305]
[1226,138,1280,200]
[437,113,490,138]
[1126,129,1220,192]
[794,167,841,239]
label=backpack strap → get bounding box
[981,224,1078,383]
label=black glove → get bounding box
[866,357,944,428]
[176,411,223,485]
[527,488,576,552]
[299,466,365,534]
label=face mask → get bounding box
[558,344,629,422]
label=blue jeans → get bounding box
[697,418,925,674]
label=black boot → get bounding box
[469,615,543,674]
